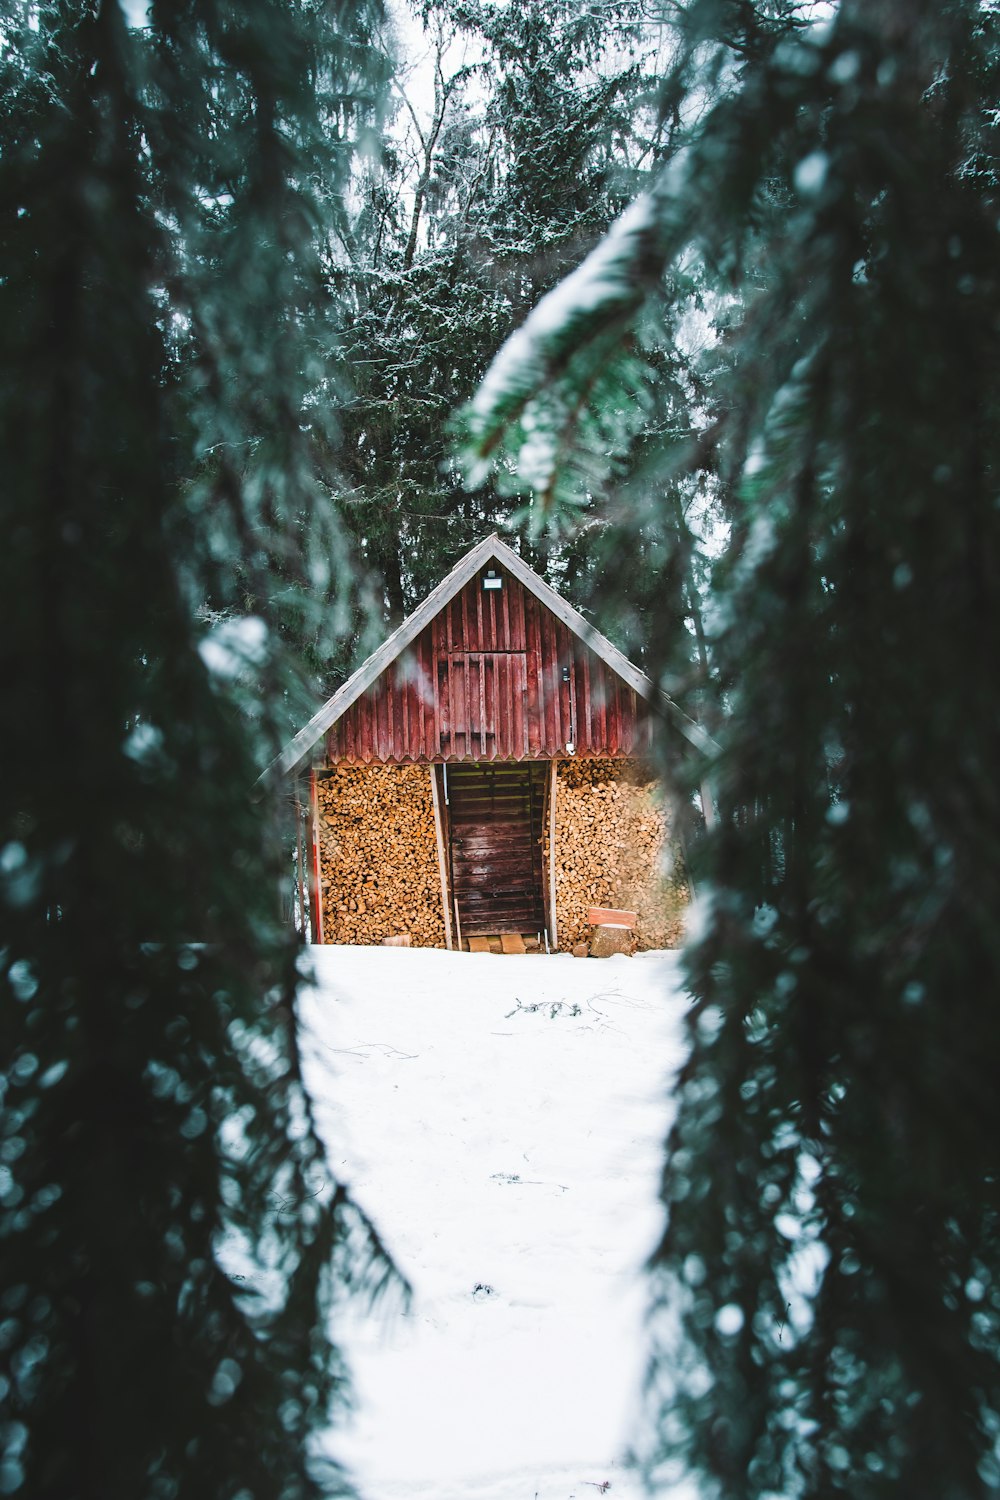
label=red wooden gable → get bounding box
[324,561,652,765]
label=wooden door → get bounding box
[437,651,528,759]
[447,762,546,936]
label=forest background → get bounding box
[2,2,999,1500]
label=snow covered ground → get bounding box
[297,945,694,1500]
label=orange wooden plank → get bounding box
[587,906,637,929]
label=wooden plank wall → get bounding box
[324,564,653,765]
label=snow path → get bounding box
[297,946,693,1500]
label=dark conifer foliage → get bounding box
[0,3,394,1498]
[461,1,1000,1494]
[329,0,656,639]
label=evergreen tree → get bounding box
[460,1,1000,1495]
[0,4,396,1497]
[326,0,657,647]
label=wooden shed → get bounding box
[277,536,701,950]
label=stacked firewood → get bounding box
[548,758,688,951]
[314,765,446,947]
